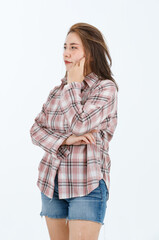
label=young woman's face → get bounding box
[63,32,86,72]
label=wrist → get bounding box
[62,139,67,145]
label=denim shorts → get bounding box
[40,173,109,225]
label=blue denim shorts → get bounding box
[40,173,109,225]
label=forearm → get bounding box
[30,120,72,155]
[60,81,117,136]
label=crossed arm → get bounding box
[30,80,117,157]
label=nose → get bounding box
[63,48,71,58]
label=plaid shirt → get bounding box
[30,72,118,200]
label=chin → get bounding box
[65,66,71,71]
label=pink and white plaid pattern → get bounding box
[30,72,118,200]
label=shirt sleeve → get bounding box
[59,80,118,136]
[29,88,73,159]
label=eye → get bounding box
[63,46,77,49]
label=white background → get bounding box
[0,0,159,239]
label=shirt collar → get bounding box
[61,72,99,88]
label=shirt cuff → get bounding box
[57,145,70,160]
[51,133,72,159]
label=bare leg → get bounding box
[45,217,69,240]
[68,219,102,240]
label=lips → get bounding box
[65,60,72,64]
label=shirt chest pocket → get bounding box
[46,95,67,133]
[46,89,90,133]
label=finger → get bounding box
[85,133,96,143]
[81,140,87,144]
[83,134,95,144]
[75,62,80,68]
[73,141,81,145]
[80,56,85,61]
[73,61,77,67]
[90,133,96,143]
[81,58,85,73]
[80,57,85,65]
[90,129,98,133]
[82,136,90,144]
[76,136,88,144]
[81,136,90,144]
[76,57,85,66]
[74,140,87,145]
[79,140,88,144]
[75,57,85,68]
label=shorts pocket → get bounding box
[87,182,102,200]
[100,179,108,191]
[99,179,109,201]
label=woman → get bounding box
[30,22,118,240]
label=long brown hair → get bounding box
[64,22,119,92]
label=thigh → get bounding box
[40,173,69,240]
[67,179,109,226]
[45,217,69,240]
[68,219,101,240]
